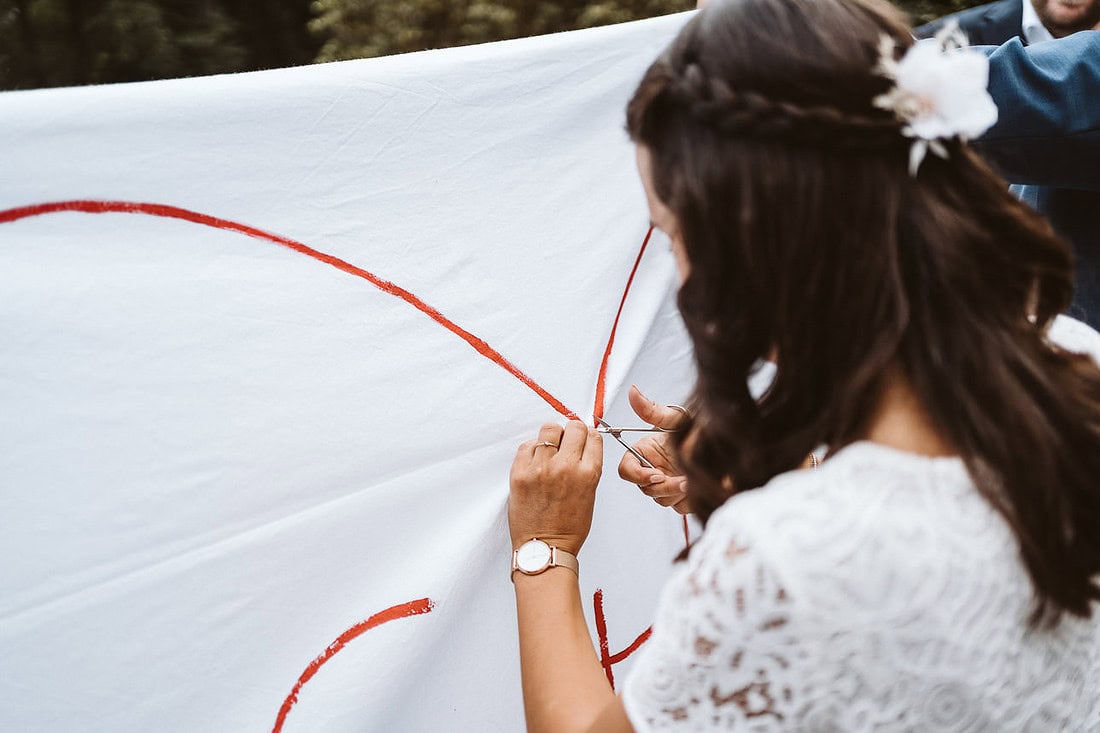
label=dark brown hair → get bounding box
[627,0,1100,624]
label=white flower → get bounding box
[873,23,999,175]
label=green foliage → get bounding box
[902,0,983,27]
[0,0,316,90]
[0,0,985,91]
[307,0,982,63]
[309,0,695,62]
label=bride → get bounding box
[506,0,1100,730]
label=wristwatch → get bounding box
[511,538,579,581]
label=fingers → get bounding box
[617,434,676,485]
[536,422,564,446]
[618,449,661,486]
[580,425,603,473]
[531,423,564,456]
[628,385,689,431]
[509,421,601,555]
[557,420,590,461]
[513,418,687,518]
[612,422,690,514]
[647,480,691,513]
[526,421,600,469]
[652,494,683,507]
[638,474,687,500]
[670,496,693,515]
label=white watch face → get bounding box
[516,539,552,573]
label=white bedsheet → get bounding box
[0,13,696,732]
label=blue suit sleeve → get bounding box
[975,32,1100,191]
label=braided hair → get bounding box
[627,0,1100,626]
[667,61,904,150]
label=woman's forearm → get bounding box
[513,568,617,733]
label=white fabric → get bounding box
[622,319,1100,732]
[1050,313,1100,362]
[0,14,698,732]
[1022,0,1056,45]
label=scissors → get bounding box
[593,416,677,470]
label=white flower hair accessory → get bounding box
[873,22,999,175]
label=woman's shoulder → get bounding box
[627,443,1100,731]
[699,314,1100,564]
[699,442,1014,611]
[707,441,978,542]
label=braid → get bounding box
[669,63,904,150]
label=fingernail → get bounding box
[648,474,665,484]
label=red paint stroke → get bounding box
[0,200,576,419]
[592,226,654,421]
[4,199,676,712]
[272,597,434,733]
[593,588,652,690]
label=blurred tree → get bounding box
[309,0,695,62]
[0,0,315,90]
[0,0,983,90]
[220,0,319,70]
[309,0,981,63]
[904,0,988,27]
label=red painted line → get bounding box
[271,597,434,733]
[593,588,653,690]
[593,588,614,687]
[0,200,576,419]
[607,626,652,665]
[585,229,665,690]
[591,226,654,421]
[3,199,668,712]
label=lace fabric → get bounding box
[623,316,1100,731]
[622,443,1100,731]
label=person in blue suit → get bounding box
[916,0,1099,326]
[918,0,1025,43]
[976,31,1100,326]
[916,0,1100,45]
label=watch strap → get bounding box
[549,547,579,575]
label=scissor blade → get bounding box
[606,430,655,468]
[595,426,668,434]
[618,439,655,469]
[593,416,617,436]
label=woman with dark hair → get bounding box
[506,0,1100,730]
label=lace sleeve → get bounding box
[620,529,806,732]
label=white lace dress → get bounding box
[621,318,1100,732]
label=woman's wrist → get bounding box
[510,533,585,556]
[512,565,581,590]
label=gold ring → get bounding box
[536,441,558,449]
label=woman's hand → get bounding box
[509,420,603,555]
[617,386,692,514]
